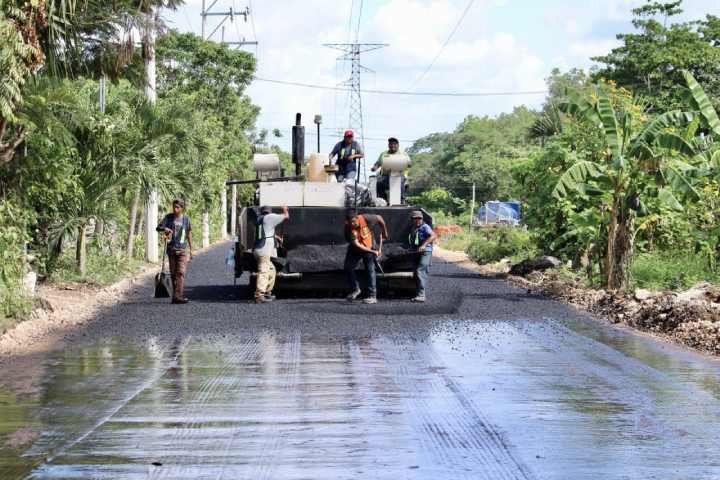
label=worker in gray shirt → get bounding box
[253,205,289,303]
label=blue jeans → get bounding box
[415,251,432,298]
[345,249,376,297]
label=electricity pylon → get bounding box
[324,42,387,180]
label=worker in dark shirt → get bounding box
[156,199,193,304]
[329,130,364,182]
[408,210,436,302]
[344,210,388,304]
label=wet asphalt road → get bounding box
[2,241,720,479]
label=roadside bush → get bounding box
[408,187,466,216]
[467,226,538,264]
[0,200,34,328]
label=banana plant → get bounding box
[552,84,699,290]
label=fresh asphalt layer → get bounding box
[1,241,720,479]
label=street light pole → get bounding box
[313,115,322,153]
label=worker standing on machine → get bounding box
[372,137,411,203]
[253,205,289,303]
[344,210,388,304]
[408,211,436,303]
[329,130,364,182]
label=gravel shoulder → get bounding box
[434,246,720,357]
[0,242,224,363]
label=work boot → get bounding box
[411,296,426,303]
[363,297,377,304]
[255,296,272,304]
[346,288,362,301]
[171,297,190,304]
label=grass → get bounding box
[440,229,473,252]
[631,251,720,291]
[49,247,148,286]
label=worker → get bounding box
[253,205,289,303]
[344,210,388,304]
[156,199,193,304]
[408,211,436,302]
[371,137,411,203]
[329,130,364,182]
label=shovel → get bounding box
[154,241,173,298]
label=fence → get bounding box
[474,201,521,227]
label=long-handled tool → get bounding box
[154,240,173,298]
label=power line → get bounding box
[355,0,364,42]
[410,0,476,90]
[253,76,547,97]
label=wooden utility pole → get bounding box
[469,182,476,230]
[221,186,228,239]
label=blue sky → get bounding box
[165,0,720,159]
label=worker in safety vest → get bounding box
[408,210,436,302]
[372,137,411,203]
[329,130,364,182]
[344,210,388,304]
[253,205,289,303]
[156,199,193,304]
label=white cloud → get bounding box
[163,0,720,157]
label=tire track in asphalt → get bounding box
[252,332,301,480]
[210,332,301,480]
[377,337,534,480]
[147,336,262,480]
[28,337,192,478]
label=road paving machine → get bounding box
[228,114,431,295]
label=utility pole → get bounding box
[200,1,258,46]
[143,8,159,263]
[470,182,476,231]
[99,75,106,113]
[323,42,387,181]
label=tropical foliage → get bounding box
[414,1,720,292]
[0,0,258,323]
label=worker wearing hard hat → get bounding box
[329,130,364,182]
[253,205,289,303]
[408,210,436,302]
[372,137,411,203]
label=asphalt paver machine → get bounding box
[228,114,431,295]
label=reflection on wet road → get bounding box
[1,248,720,479]
[1,320,719,479]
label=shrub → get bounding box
[467,226,537,264]
[0,200,34,327]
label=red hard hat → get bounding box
[344,130,354,137]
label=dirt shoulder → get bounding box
[434,246,720,357]
[0,242,224,362]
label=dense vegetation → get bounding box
[410,1,720,291]
[0,1,264,325]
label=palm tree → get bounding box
[553,83,699,290]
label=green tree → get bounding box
[552,81,700,289]
[593,0,720,111]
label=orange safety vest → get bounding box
[348,215,373,250]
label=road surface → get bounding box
[1,242,719,479]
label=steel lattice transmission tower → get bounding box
[324,42,387,178]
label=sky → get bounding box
[164,0,720,161]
